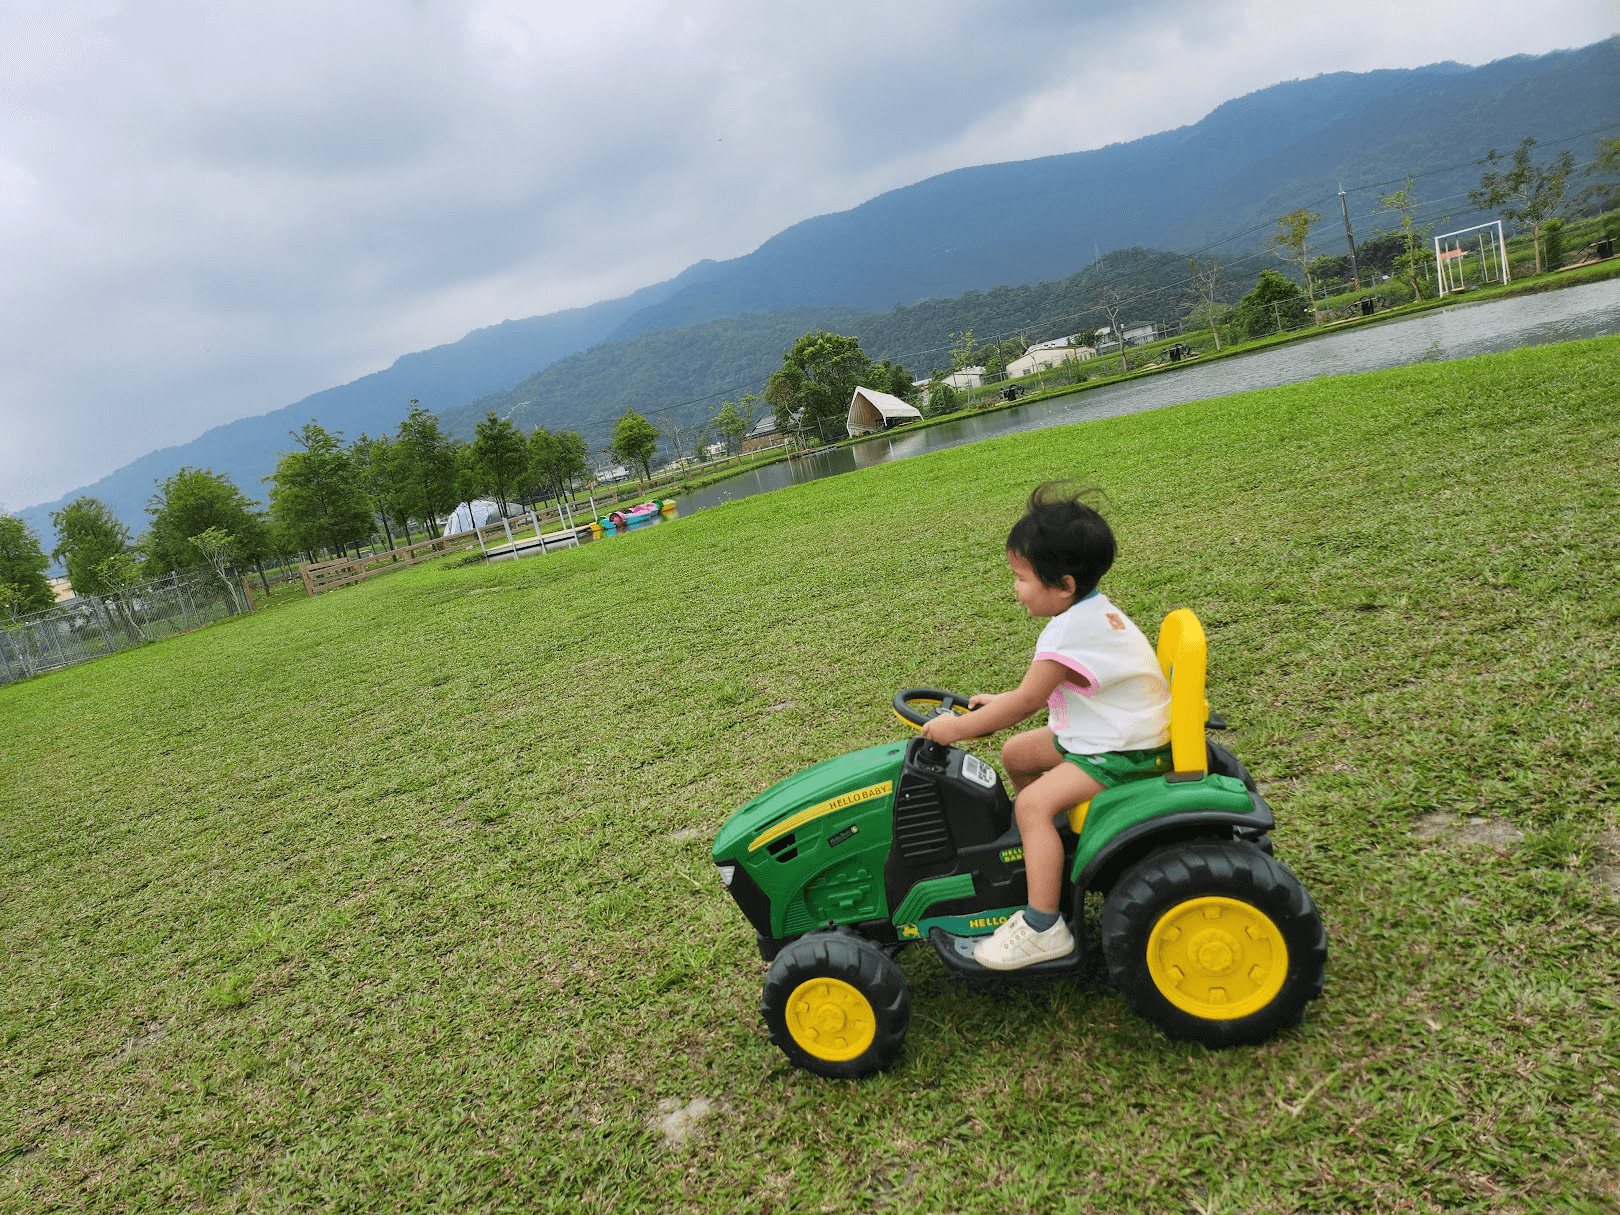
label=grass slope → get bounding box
[3,339,1618,1213]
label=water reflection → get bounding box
[680,279,1619,516]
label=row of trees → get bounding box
[267,404,591,559]
[0,405,597,618]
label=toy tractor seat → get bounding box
[1157,607,1213,781]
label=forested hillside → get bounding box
[438,306,869,443]
[441,247,1243,448]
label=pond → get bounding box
[676,277,1620,516]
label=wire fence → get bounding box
[0,569,249,687]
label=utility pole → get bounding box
[1339,185,1361,292]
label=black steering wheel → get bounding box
[893,688,990,737]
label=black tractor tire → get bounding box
[761,931,910,1079]
[1100,841,1326,1047]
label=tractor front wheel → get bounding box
[1101,841,1326,1047]
[761,931,910,1079]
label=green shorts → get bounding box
[1054,741,1173,788]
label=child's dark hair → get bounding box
[1006,482,1115,597]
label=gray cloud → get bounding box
[1,0,1613,510]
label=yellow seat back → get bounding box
[1156,609,1209,777]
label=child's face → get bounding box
[1007,551,1076,618]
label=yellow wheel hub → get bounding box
[1146,896,1288,1020]
[785,977,877,1061]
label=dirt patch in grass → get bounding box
[650,1096,715,1148]
[1412,813,1526,848]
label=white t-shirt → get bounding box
[1035,591,1171,755]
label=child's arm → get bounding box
[919,659,1070,745]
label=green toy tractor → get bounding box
[711,609,1327,1079]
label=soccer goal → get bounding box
[1434,220,1509,297]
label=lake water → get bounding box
[676,278,1620,516]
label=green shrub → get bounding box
[1542,218,1565,271]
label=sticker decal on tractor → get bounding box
[967,913,1012,930]
[897,923,922,940]
[961,755,998,789]
[748,781,894,852]
[827,824,859,848]
[999,846,1024,863]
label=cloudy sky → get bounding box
[1,0,1614,511]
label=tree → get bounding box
[1595,136,1620,176]
[351,433,404,550]
[473,412,527,515]
[450,441,482,533]
[553,431,589,494]
[1270,208,1322,324]
[767,331,874,443]
[711,400,750,455]
[1470,137,1576,275]
[143,466,268,579]
[860,359,915,402]
[611,411,660,483]
[923,378,959,417]
[1091,283,1134,373]
[93,550,149,641]
[1541,217,1566,272]
[50,497,132,597]
[393,403,459,538]
[1230,270,1308,340]
[657,412,696,465]
[526,426,585,506]
[189,526,247,614]
[0,513,55,616]
[1189,258,1225,351]
[1377,177,1438,300]
[267,422,375,557]
[947,329,978,371]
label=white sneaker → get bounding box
[972,910,1075,971]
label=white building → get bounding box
[1005,339,1096,378]
[942,366,985,390]
[846,386,923,437]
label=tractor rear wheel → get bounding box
[761,931,910,1079]
[1101,841,1326,1047]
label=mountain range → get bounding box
[19,36,1618,540]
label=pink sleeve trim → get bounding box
[1035,651,1098,697]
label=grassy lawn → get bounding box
[3,337,1618,1213]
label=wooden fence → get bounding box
[299,533,470,595]
[297,499,594,595]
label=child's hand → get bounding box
[968,693,999,711]
[919,711,963,743]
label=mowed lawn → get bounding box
[3,338,1617,1214]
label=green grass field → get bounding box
[4,338,1618,1213]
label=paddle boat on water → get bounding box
[589,499,677,537]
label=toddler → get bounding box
[921,484,1172,970]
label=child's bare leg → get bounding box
[1014,763,1104,914]
[1001,727,1065,793]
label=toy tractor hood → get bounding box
[713,741,905,864]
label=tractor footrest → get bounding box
[928,927,1087,986]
